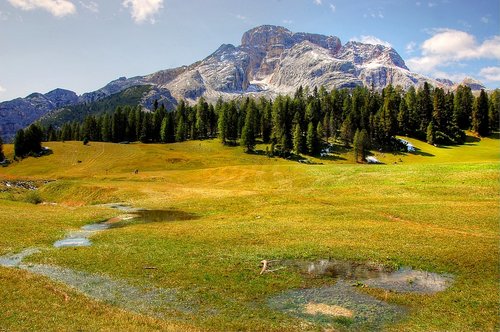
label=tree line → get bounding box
[13,84,499,160]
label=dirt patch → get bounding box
[304,303,353,318]
[269,280,405,330]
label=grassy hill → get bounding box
[0,137,498,331]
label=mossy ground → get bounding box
[0,136,498,331]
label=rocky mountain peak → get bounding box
[340,41,408,70]
[459,77,486,91]
[241,25,341,54]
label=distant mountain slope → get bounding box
[0,25,486,142]
[38,85,154,128]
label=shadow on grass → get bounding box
[320,154,347,161]
[409,147,435,157]
[109,210,200,229]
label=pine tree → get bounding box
[196,97,209,139]
[160,116,168,143]
[292,123,304,155]
[489,89,500,132]
[175,115,186,142]
[426,121,435,145]
[353,129,369,162]
[453,85,473,129]
[217,103,228,144]
[316,122,324,146]
[397,99,409,135]
[14,129,26,158]
[139,113,151,143]
[306,121,317,155]
[432,88,446,132]
[340,116,353,147]
[24,124,43,155]
[101,114,112,142]
[472,90,489,136]
[240,103,256,152]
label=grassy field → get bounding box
[0,136,498,331]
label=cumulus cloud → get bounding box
[329,4,336,12]
[7,0,76,17]
[480,67,500,82]
[407,29,500,73]
[122,0,163,24]
[351,35,392,48]
[0,85,5,93]
[79,1,98,13]
[314,0,322,5]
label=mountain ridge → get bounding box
[0,25,486,141]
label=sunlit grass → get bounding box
[0,136,498,331]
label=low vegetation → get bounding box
[0,134,498,331]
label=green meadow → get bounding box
[0,135,499,331]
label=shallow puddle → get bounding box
[0,248,40,267]
[20,263,193,317]
[53,205,198,248]
[267,259,454,330]
[274,259,453,294]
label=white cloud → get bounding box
[428,2,436,7]
[0,85,5,93]
[329,4,336,12]
[314,0,322,5]
[407,29,500,73]
[7,0,76,17]
[406,41,416,53]
[480,67,500,82]
[235,14,246,20]
[351,35,392,48]
[79,1,97,13]
[122,0,163,24]
[282,19,293,24]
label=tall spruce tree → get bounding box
[306,121,317,155]
[14,129,26,158]
[472,89,489,136]
[292,124,304,155]
[240,103,256,152]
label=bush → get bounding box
[24,191,43,205]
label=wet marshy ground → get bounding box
[53,205,199,248]
[266,259,454,330]
[0,204,455,330]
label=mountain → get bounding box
[0,25,486,142]
[0,88,79,142]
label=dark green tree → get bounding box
[472,90,489,136]
[14,129,26,157]
[453,85,474,129]
[306,121,317,155]
[240,102,256,152]
[353,128,369,162]
[292,123,304,155]
[488,89,499,132]
[426,121,435,145]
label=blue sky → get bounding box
[0,0,498,101]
